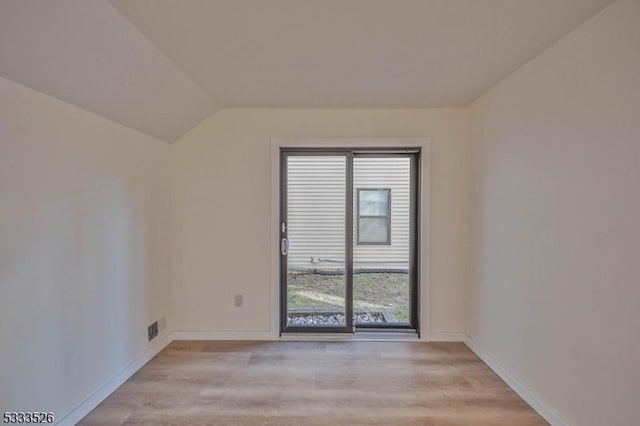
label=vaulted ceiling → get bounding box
[0,0,612,142]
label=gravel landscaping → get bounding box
[287,311,396,326]
[287,311,389,326]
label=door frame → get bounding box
[274,140,428,335]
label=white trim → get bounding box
[271,137,430,149]
[171,330,276,340]
[56,332,172,426]
[270,137,431,336]
[463,335,569,426]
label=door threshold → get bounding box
[280,331,419,342]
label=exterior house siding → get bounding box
[287,156,410,272]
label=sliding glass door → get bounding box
[281,153,352,332]
[280,148,419,333]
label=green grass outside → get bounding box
[287,271,410,322]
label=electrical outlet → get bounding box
[234,294,243,307]
[147,321,158,341]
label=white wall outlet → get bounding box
[234,294,243,307]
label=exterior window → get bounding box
[357,188,391,245]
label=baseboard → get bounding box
[463,335,568,426]
[423,331,466,342]
[170,330,465,342]
[56,332,172,426]
[171,330,276,340]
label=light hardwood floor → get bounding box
[80,341,547,425]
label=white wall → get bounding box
[0,77,171,421]
[171,109,470,336]
[468,0,640,424]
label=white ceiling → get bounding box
[0,0,218,142]
[1,0,612,142]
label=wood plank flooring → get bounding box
[79,341,547,425]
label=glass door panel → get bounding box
[282,154,350,331]
[353,157,412,326]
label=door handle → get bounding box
[281,238,289,256]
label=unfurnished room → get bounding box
[1,1,639,425]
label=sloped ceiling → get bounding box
[0,0,218,142]
[1,0,613,142]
